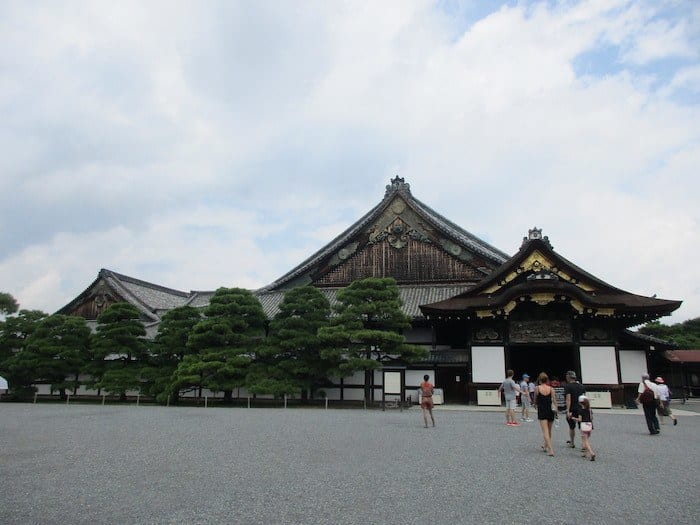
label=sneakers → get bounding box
[524,418,533,422]
[506,421,521,426]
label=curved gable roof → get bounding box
[421,229,681,324]
[259,177,509,291]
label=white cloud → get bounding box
[0,0,698,324]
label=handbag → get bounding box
[639,386,654,404]
[580,421,593,432]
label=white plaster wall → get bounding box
[580,346,618,384]
[345,371,365,385]
[619,350,648,383]
[406,370,434,386]
[472,346,505,383]
[343,388,365,401]
[323,388,341,400]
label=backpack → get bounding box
[639,386,654,404]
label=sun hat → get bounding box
[655,376,664,383]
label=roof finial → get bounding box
[521,227,552,249]
[386,176,410,196]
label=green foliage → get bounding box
[0,309,49,397]
[0,292,19,316]
[90,302,147,397]
[20,315,91,395]
[247,286,332,399]
[175,288,266,402]
[639,317,700,349]
[318,277,427,402]
[148,306,202,402]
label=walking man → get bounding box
[564,370,586,448]
[498,369,520,426]
[519,374,532,422]
[636,373,661,434]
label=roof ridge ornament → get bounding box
[521,227,553,250]
[385,176,411,197]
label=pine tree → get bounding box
[247,286,332,400]
[176,288,266,403]
[318,277,427,404]
[148,305,202,403]
[91,302,147,400]
[0,309,49,398]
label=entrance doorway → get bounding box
[436,366,468,404]
[508,345,576,383]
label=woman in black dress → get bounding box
[534,372,557,456]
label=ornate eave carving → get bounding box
[368,197,432,249]
[483,250,594,294]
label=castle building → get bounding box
[58,178,680,404]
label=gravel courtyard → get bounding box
[1,403,698,525]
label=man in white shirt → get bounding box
[635,373,660,435]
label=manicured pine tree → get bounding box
[0,292,19,316]
[318,277,427,404]
[18,314,91,399]
[247,286,332,401]
[147,305,202,403]
[176,287,266,403]
[0,308,49,398]
[91,302,147,400]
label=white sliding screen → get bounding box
[471,346,505,383]
[579,346,618,384]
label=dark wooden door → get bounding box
[436,367,468,404]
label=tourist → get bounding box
[564,370,586,449]
[574,395,595,461]
[534,372,557,456]
[497,369,520,426]
[420,375,435,428]
[635,373,660,435]
[655,377,677,426]
[519,373,532,422]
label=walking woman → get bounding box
[534,372,557,456]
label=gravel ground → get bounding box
[0,403,698,525]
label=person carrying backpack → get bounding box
[635,373,661,435]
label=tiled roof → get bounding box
[664,350,700,363]
[259,178,508,292]
[255,284,472,319]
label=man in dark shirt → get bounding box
[564,370,586,449]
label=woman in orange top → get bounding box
[420,375,435,428]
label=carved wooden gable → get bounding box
[315,197,495,285]
[66,281,120,320]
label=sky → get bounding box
[1,0,698,325]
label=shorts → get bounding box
[520,396,530,408]
[506,398,517,410]
[421,397,434,409]
[567,413,580,430]
[658,400,671,417]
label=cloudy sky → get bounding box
[1,0,698,325]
